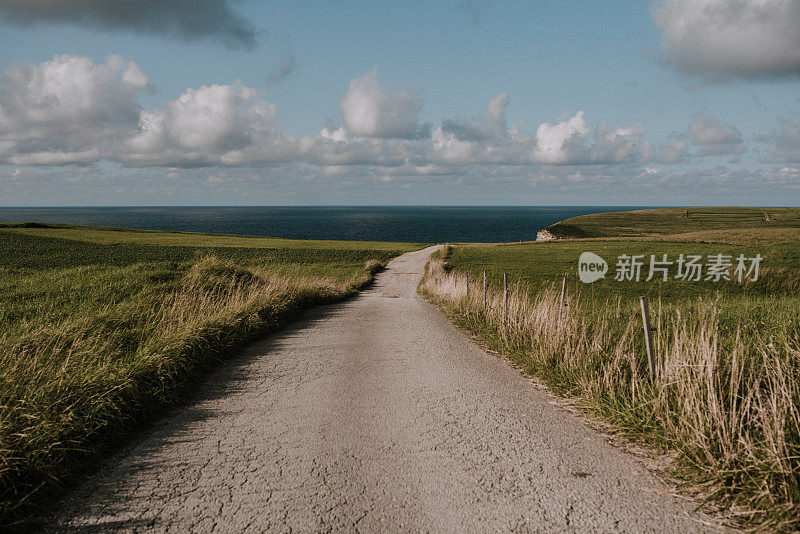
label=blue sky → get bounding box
[0,0,798,206]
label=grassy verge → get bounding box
[0,224,421,529]
[420,209,800,531]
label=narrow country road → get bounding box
[46,246,719,533]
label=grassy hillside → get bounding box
[0,224,421,529]
[422,207,800,530]
[544,206,800,243]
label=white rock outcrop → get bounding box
[536,229,559,241]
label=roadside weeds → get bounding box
[419,251,800,532]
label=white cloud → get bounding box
[7,149,100,166]
[590,122,651,163]
[430,126,485,164]
[429,107,653,167]
[658,137,689,164]
[652,0,800,80]
[339,68,424,139]
[764,118,800,163]
[0,54,149,165]
[430,94,537,166]
[440,92,510,142]
[0,56,716,177]
[125,83,286,166]
[533,111,590,163]
[689,115,745,156]
[319,125,348,142]
[484,92,509,128]
[529,113,653,165]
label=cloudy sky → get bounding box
[0,0,798,206]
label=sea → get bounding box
[0,206,643,243]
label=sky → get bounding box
[0,0,798,206]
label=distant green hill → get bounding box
[543,206,800,244]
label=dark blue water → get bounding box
[0,207,640,243]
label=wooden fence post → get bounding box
[483,270,487,309]
[503,272,508,314]
[465,274,469,298]
[557,275,567,329]
[639,296,656,380]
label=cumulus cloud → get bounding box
[441,92,509,142]
[125,83,288,166]
[0,0,257,48]
[339,68,425,139]
[533,111,590,163]
[0,56,679,173]
[431,93,535,165]
[6,149,101,166]
[0,54,149,165]
[658,137,689,164]
[484,92,509,128]
[530,113,653,165]
[651,0,800,80]
[432,106,652,167]
[590,122,652,163]
[764,118,800,163]
[689,115,745,156]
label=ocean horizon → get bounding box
[0,206,649,243]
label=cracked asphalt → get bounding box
[45,246,720,533]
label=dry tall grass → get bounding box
[0,255,382,527]
[420,257,800,530]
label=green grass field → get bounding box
[423,207,800,529]
[448,239,800,339]
[0,223,421,529]
[0,223,417,276]
[544,206,800,243]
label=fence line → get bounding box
[456,267,657,376]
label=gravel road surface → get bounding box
[46,246,720,533]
